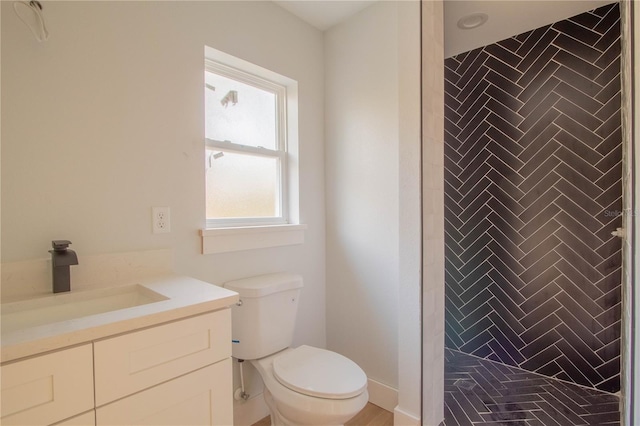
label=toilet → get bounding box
[224,273,368,426]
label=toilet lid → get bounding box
[272,345,367,400]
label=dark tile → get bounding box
[486,226,525,259]
[517,108,562,149]
[488,144,525,177]
[556,305,605,350]
[521,342,561,374]
[554,178,601,216]
[595,376,621,394]
[555,81,604,115]
[595,124,622,156]
[516,26,550,56]
[485,43,522,68]
[554,323,604,369]
[487,113,524,142]
[520,298,561,330]
[487,269,526,305]
[485,70,523,98]
[517,28,558,72]
[518,265,561,299]
[518,61,560,102]
[518,185,560,224]
[554,242,603,283]
[554,269,604,316]
[554,210,603,253]
[595,57,621,87]
[595,303,622,329]
[555,64,603,97]
[458,150,490,184]
[595,38,621,70]
[485,55,523,83]
[554,290,604,334]
[536,360,563,377]
[555,98,603,133]
[460,331,495,356]
[518,202,561,240]
[486,83,525,113]
[595,336,620,362]
[595,92,621,122]
[555,226,603,265]
[487,327,524,365]
[458,51,489,89]
[552,19,601,45]
[520,280,560,312]
[458,133,492,166]
[553,32,602,63]
[595,74,621,105]
[569,11,602,29]
[592,357,620,382]
[553,49,601,80]
[596,110,621,140]
[554,352,596,387]
[486,197,525,228]
[498,37,522,53]
[486,98,524,128]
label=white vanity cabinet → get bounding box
[94,310,233,425]
[1,309,233,426]
[0,345,94,426]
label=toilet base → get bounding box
[263,388,347,426]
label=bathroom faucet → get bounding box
[49,240,78,293]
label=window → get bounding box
[204,60,288,228]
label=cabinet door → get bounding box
[1,344,94,426]
[94,309,230,406]
[96,358,232,426]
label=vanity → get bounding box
[0,276,239,426]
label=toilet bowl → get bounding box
[224,273,368,426]
[252,346,368,426]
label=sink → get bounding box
[1,285,169,334]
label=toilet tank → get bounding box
[224,273,303,360]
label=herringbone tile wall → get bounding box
[444,3,622,393]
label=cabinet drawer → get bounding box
[1,344,94,426]
[94,309,230,405]
[96,358,232,426]
[52,411,95,426]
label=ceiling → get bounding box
[273,1,377,30]
[272,0,617,57]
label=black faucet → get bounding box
[49,240,78,293]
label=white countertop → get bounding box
[1,275,239,363]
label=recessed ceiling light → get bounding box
[457,13,489,30]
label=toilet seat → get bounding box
[273,345,367,399]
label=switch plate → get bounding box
[152,207,171,234]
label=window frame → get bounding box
[204,59,289,228]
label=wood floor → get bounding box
[251,403,393,426]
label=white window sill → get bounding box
[199,224,307,254]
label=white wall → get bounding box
[325,0,399,391]
[325,3,422,420]
[1,2,325,423]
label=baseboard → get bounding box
[394,405,420,426]
[367,379,398,412]
[233,392,269,426]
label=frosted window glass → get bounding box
[205,71,277,150]
[206,151,278,218]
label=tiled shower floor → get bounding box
[443,349,620,426]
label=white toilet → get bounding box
[224,273,368,426]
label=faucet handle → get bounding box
[51,240,72,251]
